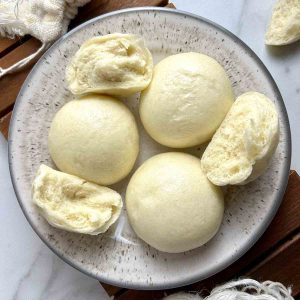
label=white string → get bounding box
[0,0,90,78]
[0,43,49,79]
[162,279,294,300]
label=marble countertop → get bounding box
[0,134,110,300]
[1,0,299,299]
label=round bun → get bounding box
[48,95,139,185]
[66,33,153,96]
[32,164,123,235]
[126,152,224,253]
[201,92,279,186]
[140,52,234,148]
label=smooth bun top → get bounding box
[48,94,139,185]
[66,33,153,96]
[126,152,224,253]
[140,52,234,148]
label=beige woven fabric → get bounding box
[163,279,294,300]
[0,0,90,77]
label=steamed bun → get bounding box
[48,95,139,185]
[265,0,300,45]
[140,52,234,148]
[32,164,122,235]
[126,152,224,253]
[201,92,279,186]
[66,33,153,96]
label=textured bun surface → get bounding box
[66,33,153,96]
[32,164,123,235]
[201,92,279,186]
[265,0,300,45]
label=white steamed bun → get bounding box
[201,92,279,186]
[48,95,139,185]
[32,164,123,235]
[140,52,234,148]
[265,0,300,46]
[66,33,153,96]
[126,152,224,253]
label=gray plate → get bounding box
[8,8,291,290]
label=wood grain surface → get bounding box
[104,171,300,299]
[0,38,41,118]
[0,37,24,57]
[247,232,300,296]
[0,111,11,139]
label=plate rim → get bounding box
[8,6,292,290]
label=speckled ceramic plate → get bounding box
[9,8,291,289]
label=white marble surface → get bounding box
[0,0,299,299]
[0,134,110,300]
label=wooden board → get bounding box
[0,38,41,118]
[0,37,25,57]
[247,232,300,296]
[107,171,300,299]
[0,111,11,139]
